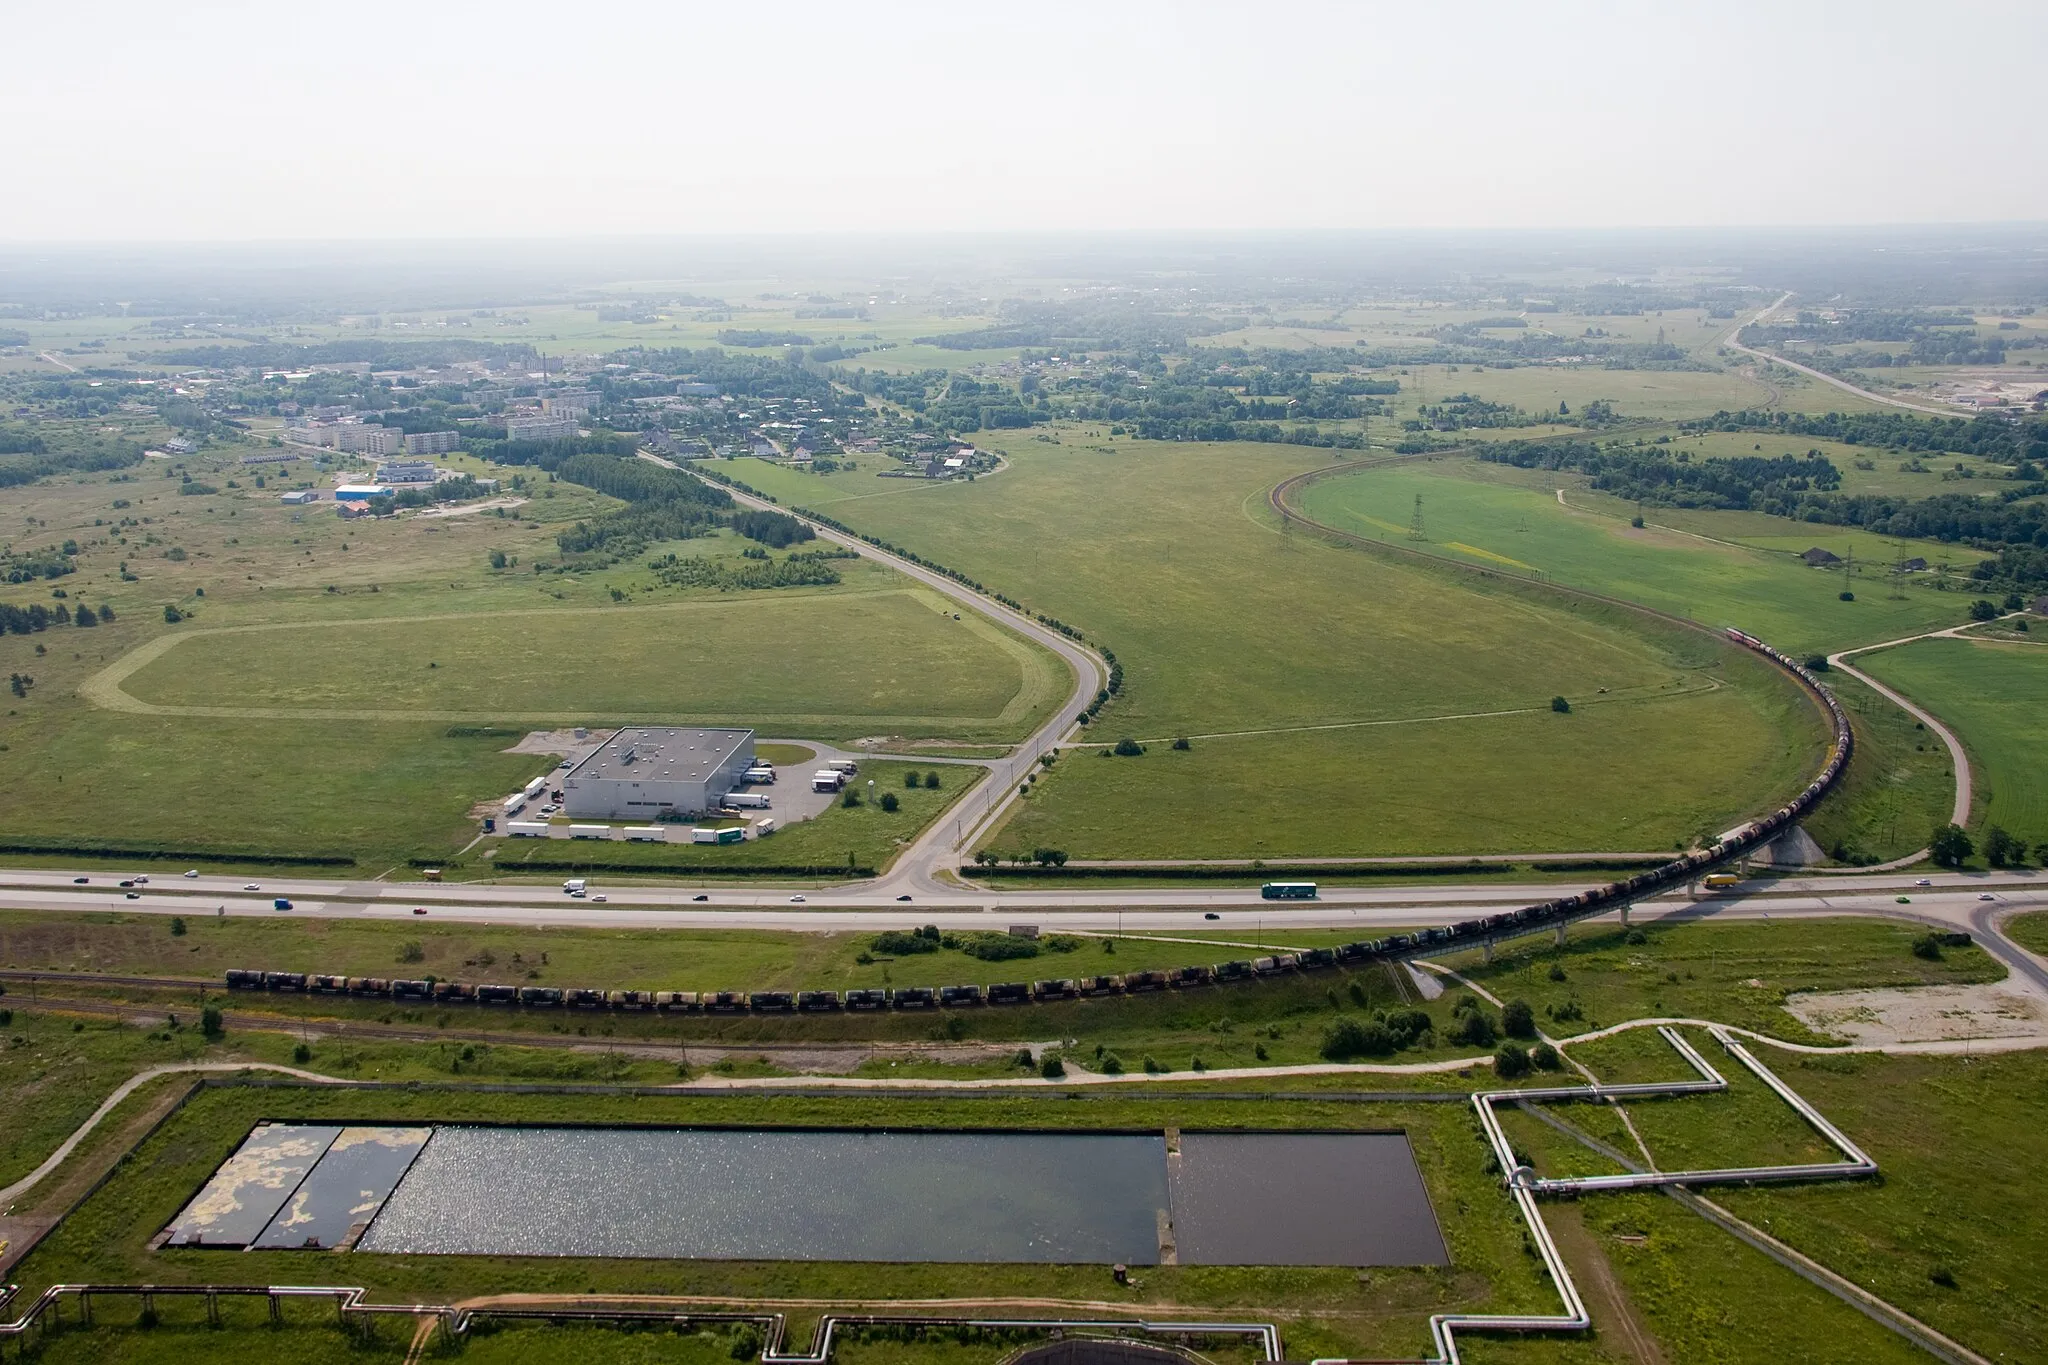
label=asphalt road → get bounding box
[657,461,1106,895]
[5,867,2041,941]
[1722,294,1964,417]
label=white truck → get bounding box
[624,826,668,842]
[503,792,528,815]
[742,767,777,784]
[505,820,550,837]
[724,792,771,809]
[812,769,847,792]
[562,879,587,894]
[826,759,858,774]
[568,824,611,839]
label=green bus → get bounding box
[1260,882,1318,900]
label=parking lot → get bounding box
[490,735,877,844]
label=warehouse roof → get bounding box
[563,726,754,783]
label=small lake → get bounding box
[171,1125,1446,1266]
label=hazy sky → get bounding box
[5,0,2042,241]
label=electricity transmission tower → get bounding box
[1408,493,1426,541]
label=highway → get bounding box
[3,866,2041,941]
[1721,294,1964,417]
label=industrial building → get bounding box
[334,483,394,502]
[374,460,441,485]
[278,489,321,505]
[560,727,756,820]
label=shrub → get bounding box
[1171,736,1190,750]
[1929,822,1973,868]
[169,916,186,937]
[1321,1017,1395,1059]
[397,940,426,964]
[292,1042,312,1064]
[1551,695,1571,713]
[1547,962,1568,982]
[904,770,921,788]
[870,930,939,955]
[1531,1042,1563,1071]
[879,792,899,813]
[1968,598,2000,621]
[1838,591,1855,602]
[840,789,862,808]
[1912,932,1944,961]
[1101,1052,1125,1075]
[1450,1008,1498,1048]
[1112,737,1145,756]
[1502,998,1536,1039]
[959,932,1039,961]
[923,771,940,788]
[1142,1055,1163,1074]
[1040,1052,1065,1079]
[200,1005,224,1040]
[1494,1044,1532,1079]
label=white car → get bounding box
[592,894,608,903]
[183,869,198,879]
[1915,878,1932,887]
[1979,892,1996,901]
[789,895,806,903]
[243,883,261,891]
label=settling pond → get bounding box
[165,1124,1447,1267]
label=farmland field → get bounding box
[731,436,1827,858]
[1856,638,2048,846]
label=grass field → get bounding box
[728,437,1824,859]
[0,444,1065,872]
[1448,915,2000,1044]
[1857,638,2048,848]
[1544,1028,2048,1364]
[113,588,1055,736]
[1295,459,1972,657]
[1795,672,1957,864]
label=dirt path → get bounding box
[1544,1203,1667,1365]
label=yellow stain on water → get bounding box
[1444,541,1537,571]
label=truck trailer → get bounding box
[506,820,550,837]
[723,792,771,809]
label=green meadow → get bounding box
[1294,458,1972,656]
[731,438,1825,858]
[1857,638,2048,846]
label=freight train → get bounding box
[223,629,1848,1016]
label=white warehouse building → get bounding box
[560,727,756,820]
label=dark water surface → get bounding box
[360,1127,1170,1262]
[170,1124,1446,1265]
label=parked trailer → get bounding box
[506,820,550,837]
[812,770,847,792]
[569,824,612,839]
[624,826,668,842]
[1260,881,1318,900]
[844,988,888,1010]
[742,768,777,784]
[724,792,771,809]
[755,819,777,836]
[827,759,859,774]
[503,792,528,816]
[522,776,548,799]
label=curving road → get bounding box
[660,459,1105,895]
[1721,294,1964,417]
